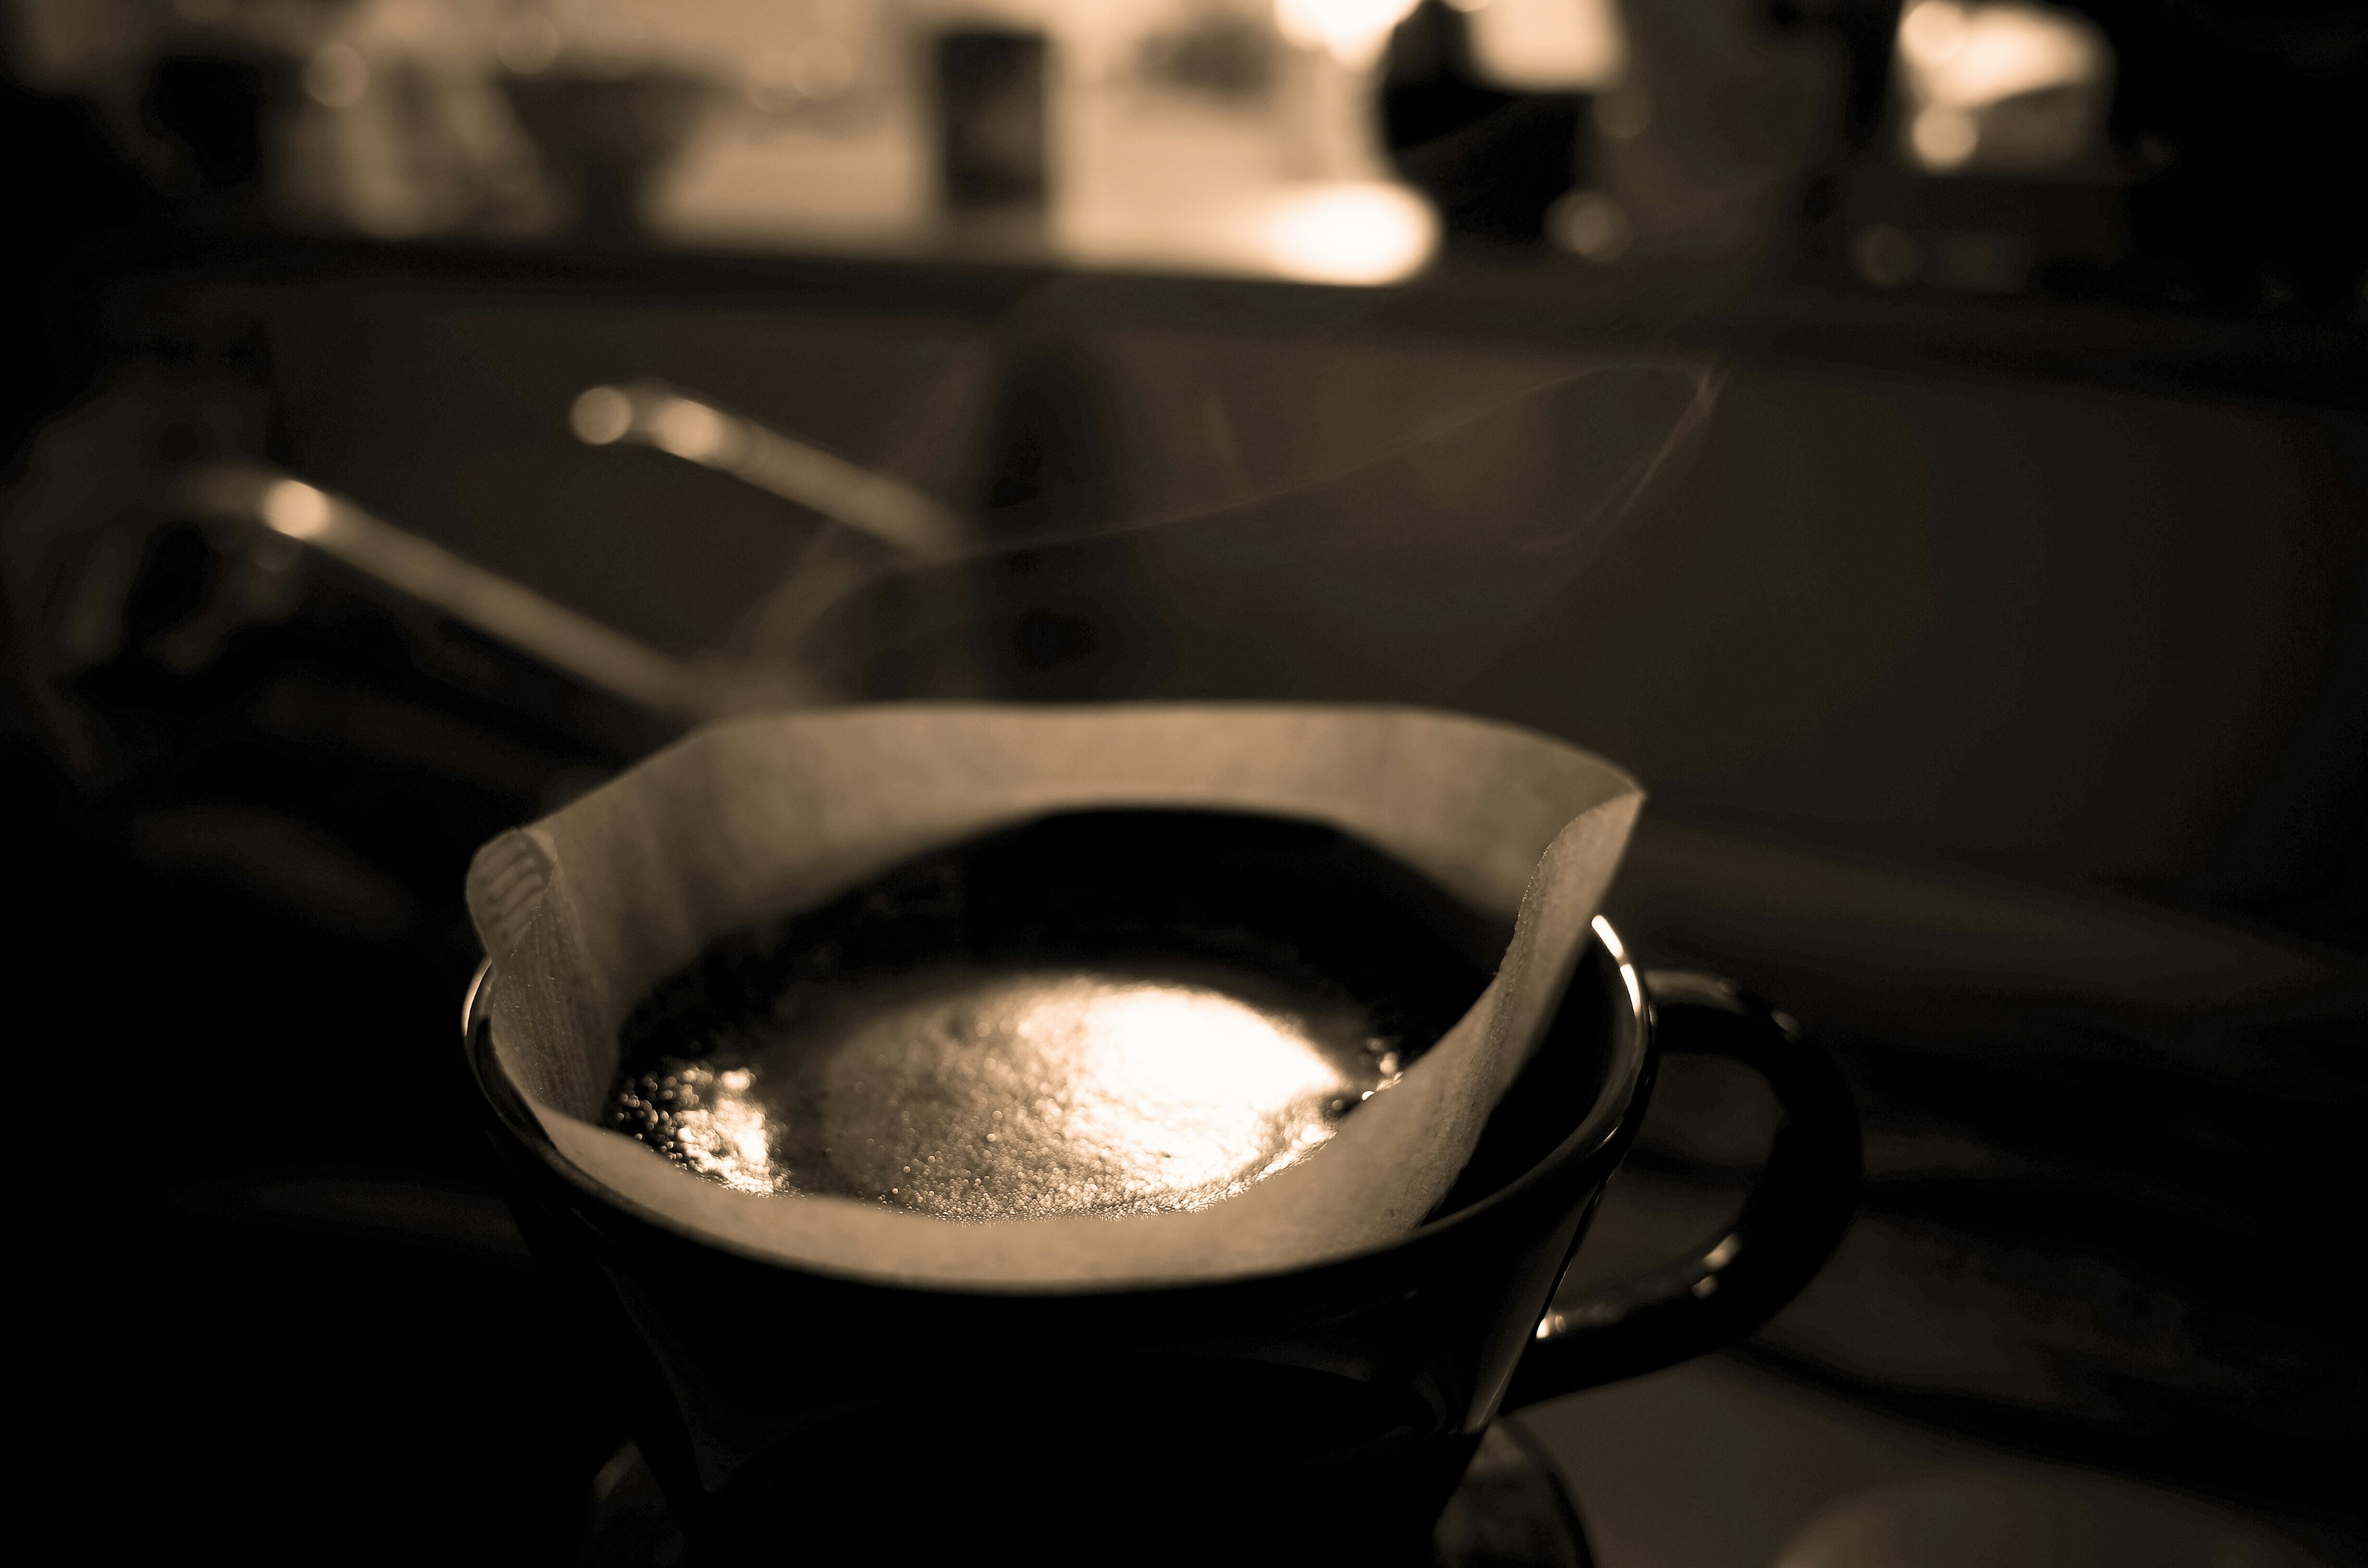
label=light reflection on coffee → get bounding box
[611,964,1404,1220]
[604,809,1490,1225]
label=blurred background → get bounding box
[4,1,2362,1564]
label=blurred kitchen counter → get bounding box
[1522,1355,2337,1568]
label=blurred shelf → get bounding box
[1694,283,2368,414]
[72,224,2367,426]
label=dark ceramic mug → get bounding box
[461,826,1859,1567]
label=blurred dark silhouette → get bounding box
[143,51,274,199]
[1782,0,2368,312]
[500,68,711,242]
[935,28,1051,213]
[1381,1,1585,246]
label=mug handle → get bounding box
[1502,970,1862,1408]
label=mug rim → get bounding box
[461,919,1650,1298]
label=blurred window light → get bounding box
[1894,1,2111,176]
[1262,181,1440,284]
[1275,0,1423,68]
[1458,0,1627,93]
[1058,176,1440,285]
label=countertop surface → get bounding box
[1523,1357,2337,1568]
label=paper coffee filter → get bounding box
[467,705,1642,1287]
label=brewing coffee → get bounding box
[602,810,1495,1221]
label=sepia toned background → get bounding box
[5,1,2362,1563]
